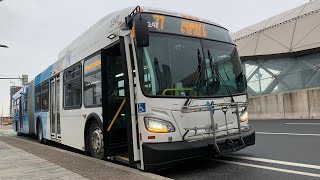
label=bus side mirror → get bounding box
[134,17,149,47]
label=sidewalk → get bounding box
[0,125,16,137]
[0,139,87,179]
[0,126,170,180]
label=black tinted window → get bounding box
[35,85,41,111]
[64,62,82,108]
[41,81,49,111]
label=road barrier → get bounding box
[248,87,320,119]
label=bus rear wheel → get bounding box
[88,121,104,159]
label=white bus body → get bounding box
[12,6,255,171]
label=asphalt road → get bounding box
[1,120,320,180]
[156,119,320,179]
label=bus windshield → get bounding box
[136,33,246,97]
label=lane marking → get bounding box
[285,123,320,125]
[225,155,320,170]
[215,159,320,178]
[256,132,320,137]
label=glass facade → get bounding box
[243,52,320,96]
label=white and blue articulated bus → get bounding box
[12,6,255,171]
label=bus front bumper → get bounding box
[142,126,255,171]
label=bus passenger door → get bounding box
[50,76,61,139]
[101,37,136,166]
[21,93,27,133]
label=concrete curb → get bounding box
[3,136,172,180]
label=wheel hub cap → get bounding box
[91,128,103,154]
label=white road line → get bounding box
[215,159,320,178]
[256,132,320,136]
[225,155,320,170]
[285,123,320,125]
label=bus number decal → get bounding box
[148,22,158,29]
[148,15,165,30]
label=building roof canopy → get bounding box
[232,0,320,57]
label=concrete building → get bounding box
[232,0,320,96]
[232,0,320,119]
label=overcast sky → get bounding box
[0,0,309,115]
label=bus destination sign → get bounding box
[141,13,232,43]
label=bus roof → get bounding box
[58,6,222,60]
[34,6,224,86]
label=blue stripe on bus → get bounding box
[34,65,53,85]
[33,65,52,137]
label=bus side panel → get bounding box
[28,80,35,134]
[42,112,49,139]
[33,112,49,139]
[22,111,29,134]
[60,108,90,151]
[12,112,18,132]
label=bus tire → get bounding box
[37,120,47,144]
[88,120,104,159]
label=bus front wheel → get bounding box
[88,121,104,159]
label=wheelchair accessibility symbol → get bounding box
[138,103,146,113]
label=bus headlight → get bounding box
[240,111,248,122]
[144,117,175,133]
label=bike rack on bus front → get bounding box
[181,102,247,153]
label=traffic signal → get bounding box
[22,75,28,86]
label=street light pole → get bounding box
[10,81,16,92]
[9,82,16,118]
[10,81,15,87]
[0,44,9,48]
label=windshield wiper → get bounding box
[208,50,235,103]
[184,49,204,106]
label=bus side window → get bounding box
[63,62,82,109]
[41,81,49,111]
[84,53,102,107]
[35,85,42,112]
